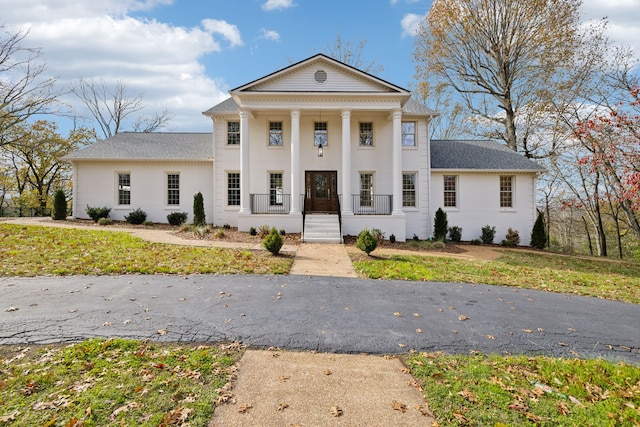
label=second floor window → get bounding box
[227,121,240,145]
[402,122,416,146]
[359,122,373,146]
[269,122,283,146]
[314,122,327,146]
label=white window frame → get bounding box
[117,172,131,206]
[359,172,374,209]
[500,175,515,209]
[314,121,328,147]
[269,171,284,207]
[227,172,240,207]
[443,175,458,208]
[227,121,240,145]
[268,121,283,146]
[402,172,417,208]
[359,122,373,147]
[401,121,416,147]
[166,172,180,206]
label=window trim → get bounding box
[401,121,416,147]
[227,120,240,146]
[227,171,240,207]
[269,171,284,206]
[117,172,131,207]
[268,121,283,147]
[443,175,458,209]
[166,172,180,206]
[359,172,374,208]
[314,121,328,147]
[359,122,374,147]
[402,172,417,208]
[500,175,515,209]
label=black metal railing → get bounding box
[351,194,393,215]
[337,194,342,237]
[250,194,290,214]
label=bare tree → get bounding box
[323,35,384,76]
[0,24,60,148]
[414,0,606,158]
[73,78,172,139]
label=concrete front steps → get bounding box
[302,214,342,243]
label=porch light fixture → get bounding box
[318,141,324,157]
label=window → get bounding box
[402,122,416,146]
[314,122,327,146]
[167,173,179,206]
[227,172,240,206]
[359,122,373,146]
[443,175,457,208]
[403,173,416,207]
[118,173,131,206]
[270,173,283,206]
[227,121,240,145]
[360,173,373,207]
[269,121,283,146]
[500,176,513,208]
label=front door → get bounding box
[305,171,338,212]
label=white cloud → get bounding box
[262,0,295,11]
[202,19,243,48]
[259,28,280,42]
[400,13,424,37]
[581,0,640,58]
[0,0,231,133]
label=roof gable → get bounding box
[231,54,409,95]
[430,140,545,171]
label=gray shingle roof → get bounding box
[430,139,545,171]
[202,97,238,115]
[64,132,213,161]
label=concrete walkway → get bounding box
[290,243,358,278]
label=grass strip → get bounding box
[0,224,291,276]
[353,251,640,304]
[0,338,242,426]
[407,352,640,426]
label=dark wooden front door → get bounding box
[305,171,338,212]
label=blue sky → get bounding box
[1,0,639,135]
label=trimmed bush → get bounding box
[480,225,496,244]
[263,227,283,255]
[125,208,147,225]
[356,229,378,255]
[167,212,188,226]
[52,189,67,220]
[193,192,206,226]
[503,228,520,247]
[86,206,111,222]
[249,226,257,236]
[223,223,231,230]
[530,211,547,249]
[279,229,286,236]
[389,234,396,244]
[448,226,462,243]
[433,208,448,241]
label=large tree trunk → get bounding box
[582,216,594,256]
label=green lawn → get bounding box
[0,339,242,426]
[0,224,292,276]
[407,352,640,426]
[353,250,640,304]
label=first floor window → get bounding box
[227,172,240,206]
[500,176,513,208]
[270,172,283,206]
[314,122,327,146]
[118,173,131,205]
[359,122,373,146]
[402,173,416,207]
[167,173,179,205]
[402,122,416,146]
[269,121,283,146]
[227,121,240,145]
[360,173,373,207]
[443,175,457,208]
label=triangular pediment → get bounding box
[231,54,408,95]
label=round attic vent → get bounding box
[314,69,327,84]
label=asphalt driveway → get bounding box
[1,274,638,363]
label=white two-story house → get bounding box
[66,54,544,244]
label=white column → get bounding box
[239,109,251,214]
[341,109,353,214]
[392,109,404,215]
[290,109,301,214]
